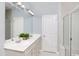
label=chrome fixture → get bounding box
[16,2,34,16]
[9,2,34,16]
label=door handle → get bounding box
[70,37,72,40]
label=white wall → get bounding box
[0,2,5,56]
[61,2,79,17]
[33,15,42,34]
[24,16,33,33]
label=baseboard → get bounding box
[59,45,65,56]
[40,50,59,55]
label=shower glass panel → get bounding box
[71,9,79,56]
[63,15,71,56]
[63,8,79,56]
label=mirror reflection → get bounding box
[5,2,34,40]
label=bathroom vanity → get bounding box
[4,34,41,56]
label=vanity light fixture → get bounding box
[15,2,34,16]
[27,9,34,16]
[16,2,25,9]
[21,5,25,9]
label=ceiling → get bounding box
[24,2,60,15]
[5,2,60,16]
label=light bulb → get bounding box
[17,2,22,6]
[28,10,34,16]
[21,5,25,8]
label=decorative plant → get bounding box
[19,32,29,40]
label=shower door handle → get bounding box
[70,37,72,40]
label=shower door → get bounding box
[63,15,71,56]
[71,9,79,56]
[64,8,79,56]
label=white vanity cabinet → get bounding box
[4,34,41,56]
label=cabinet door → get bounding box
[25,49,32,56]
[31,39,41,56]
[26,51,32,56]
[25,38,41,56]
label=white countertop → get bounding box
[4,34,41,52]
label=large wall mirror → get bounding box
[5,2,33,40]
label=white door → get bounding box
[42,15,58,52]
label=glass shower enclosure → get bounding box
[63,7,79,56]
[63,15,71,56]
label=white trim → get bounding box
[40,50,59,55]
[63,5,79,17]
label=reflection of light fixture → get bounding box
[16,2,25,9]
[27,9,34,16]
[16,2,22,6]
[13,2,34,16]
[21,5,25,9]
